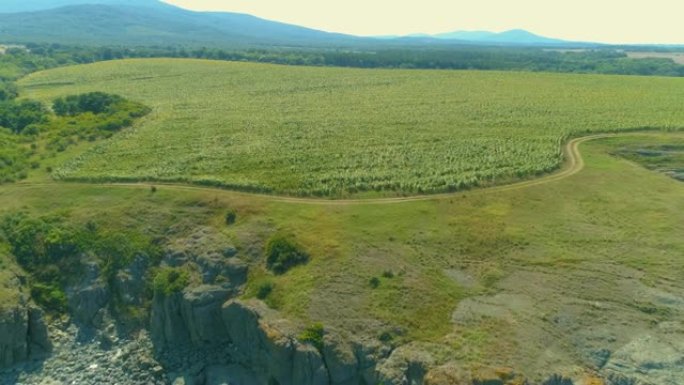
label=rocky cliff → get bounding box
[0,274,51,368]
[3,223,682,385]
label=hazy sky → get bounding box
[163,0,684,44]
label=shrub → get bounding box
[379,331,394,343]
[30,282,67,313]
[265,234,309,274]
[256,281,274,300]
[153,267,190,296]
[225,209,237,225]
[382,270,395,279]
[298,323,325,351]
[369,277,380,289]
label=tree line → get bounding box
[7,43,684,78]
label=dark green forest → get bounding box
[4,43,684,78]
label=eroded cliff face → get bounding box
[220,299,386,385]
[3,225,683,385]
[0,274,50,369]
[151,286,233,349]
[153,297,389,385]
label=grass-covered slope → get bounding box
[20,59,684,197]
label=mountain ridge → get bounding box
[0,0,591,48]
[0,2,359,47]
[434,29,568,45]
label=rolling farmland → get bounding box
[20,58,684,197]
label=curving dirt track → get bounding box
[6,133,636,205]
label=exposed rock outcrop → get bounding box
[0,270,51,369]
[601,325,684,385]
[165,226,247,288]
[376,345,435,385]
[151,285,233,349]
[218,300,392,385]
[221,300,329,385]
[114,255,151,307]
[151,231,249,351]
[0,305,50,368]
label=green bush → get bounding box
[382,270,395,279]
[225,209,237,225]
[298,323,325,351]
[153,267,190,296]
[30,282,67,313]
[265,234,309,275]
[256,281,274,300]
[369,277,381,289]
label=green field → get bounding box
[19,59,684,197]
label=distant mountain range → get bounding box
[432,29,569,45]
[0,0,588,48]
[0,0,360,47]
[0,0,160,13]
